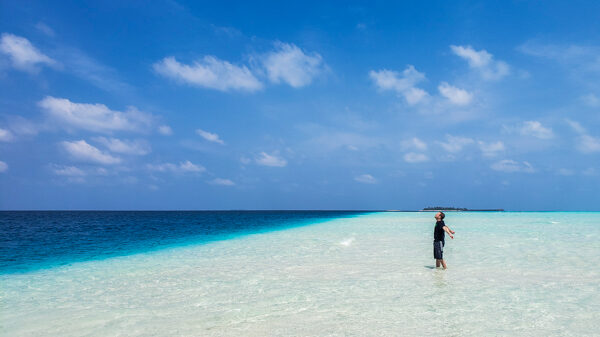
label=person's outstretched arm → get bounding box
[443,226,455,239]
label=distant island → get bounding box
[421,206,504,212]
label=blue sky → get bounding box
[0,1,599,210]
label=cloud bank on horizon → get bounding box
[0,1,599,210]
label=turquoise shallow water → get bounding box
[2,212,599,336]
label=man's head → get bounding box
[435,212,445,221]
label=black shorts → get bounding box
[433,240,444,259]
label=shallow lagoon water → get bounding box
[2,212,599,336]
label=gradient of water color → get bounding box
[2,212,599,336]
[0,211,365,274]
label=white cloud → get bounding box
[147,160,205,173]
[179,160,204,172]
[158,125,173,135]
[354,174,377,184]
[262,42,324,88]
[437,135,474,153]
[153,56,262,92]
[61,140,121,165]
[5,116,38,136]
[578,134,600,153]
[196,129,224,144]
[39,96,154,133]
[403,152,428,163]
[520,121,553,139]
[581,93,600,107]
[401,137,427,151]
[0,128,13,142]
[35,22,55,37]
[0,33,56,71]
[565,119,586,134]
[369,65,428,105]
[518,42,600,75]
[52,165,86,177]
[478,140,505,157]
[54,46,132,93]
[450,45,509,80]
[565,119,600,153]
[0,160,7,173]
[93,137,151,155]
[491,159,534,173]
[438,82,473,105]
[209,178,235,186]
[256,152,287,167]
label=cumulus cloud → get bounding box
[0,160,7,173]
[0,33,128,91]
[0,128,13,142]
[450,45,509,80]
[401,137,427,151]
[153,56,262,92]
[147,160,205,173]
[93,137,151,155]
[39,96,154,133]
[255,152,287,167]
[491,159,534,173]
[437,135,474,153]
[0,33,57,72]
[403,152,428,163]
[354,174,377,184]
[196,129,224,144]
[158,125,173,135]
[369,65,428,105]
[520,121,554,139]
[438,82,473,105]
[0,34,124,91]
[262,42,324,88]
[209,178,235,186]
[565,119,600,153]
[478,140,505,157]
[52,165,86,177]
[565,119,586,134]
[61,140,121,165]
[578,134,600,153]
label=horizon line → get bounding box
[1,209,599,212]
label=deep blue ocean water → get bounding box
[0,211,367,274]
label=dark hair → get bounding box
[439,212,445,219]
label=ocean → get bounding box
[1,211,599,336]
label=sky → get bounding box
[0,1,599,210]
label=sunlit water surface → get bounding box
[2,212,599,336]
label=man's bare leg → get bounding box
[436,259,441,268]
[441,259,447,269]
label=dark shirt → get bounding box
[434,220,445,242]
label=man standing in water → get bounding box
[434,212,455,269]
